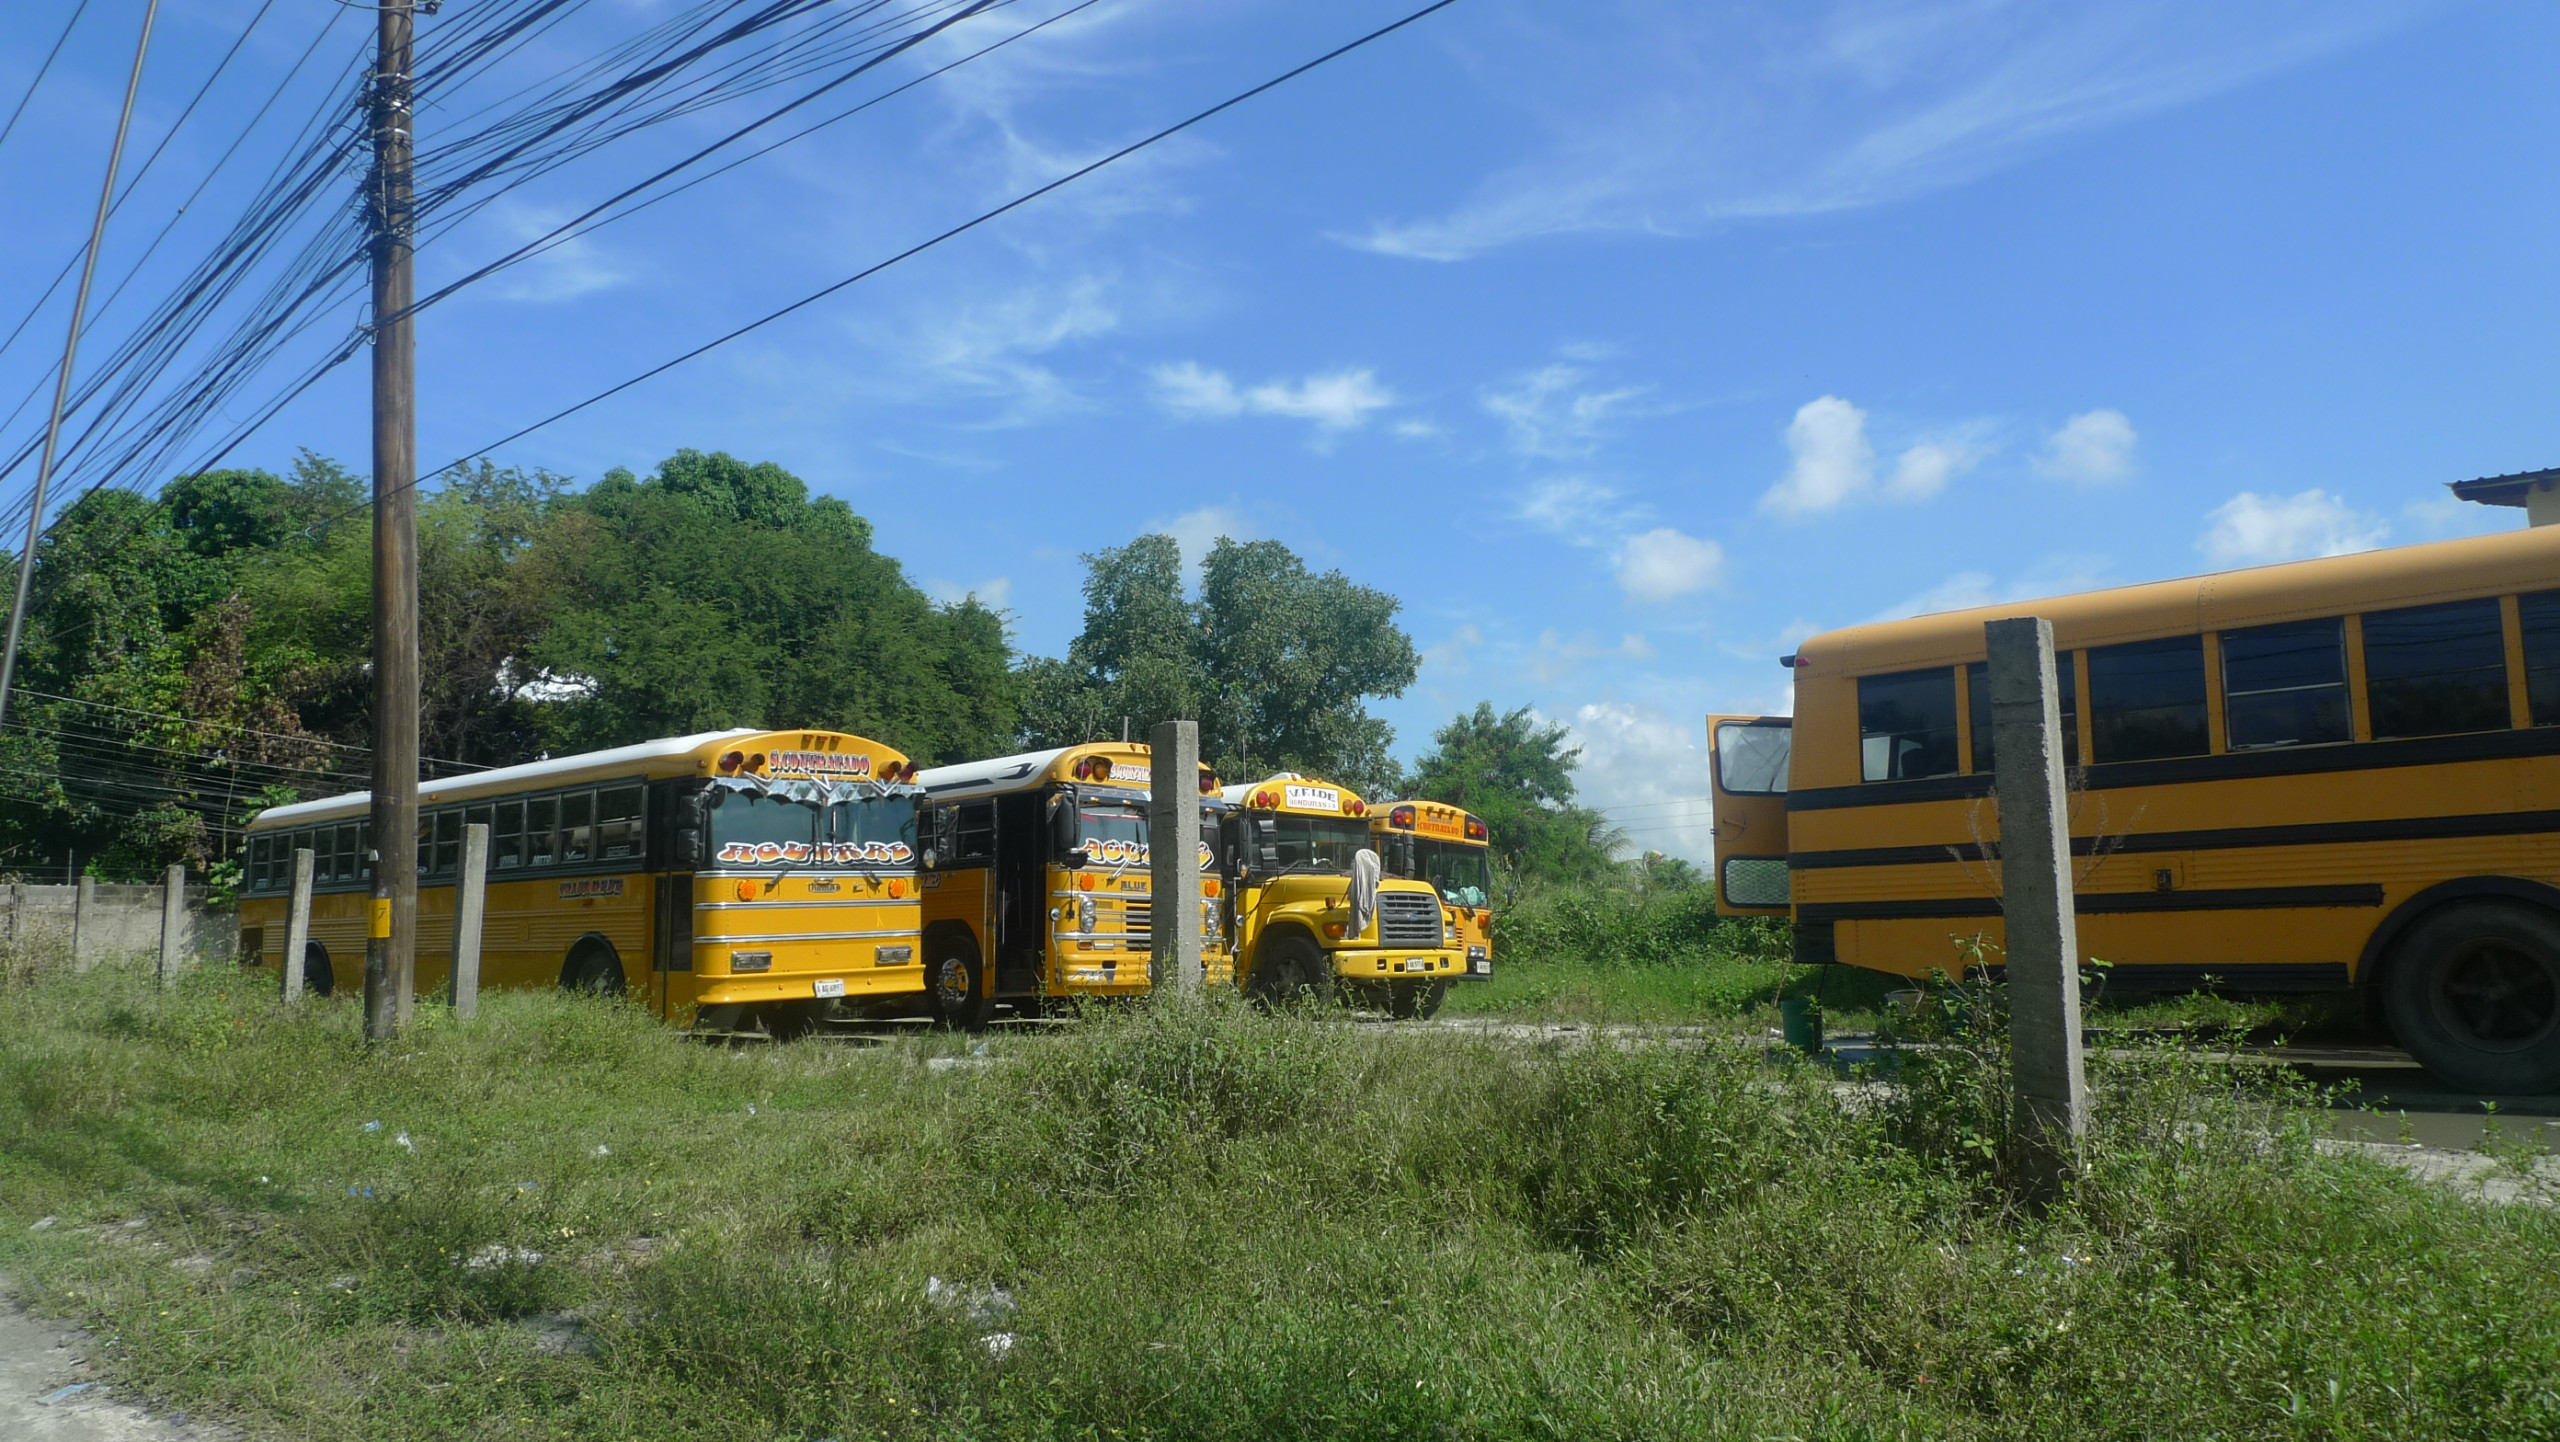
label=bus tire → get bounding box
[1392,981,1448,1021]
[1247,931,1328,1009]
[301,941,334,998]
[923,930,989,1031]
[562,938,628,997]
[2382,901,2560,1093]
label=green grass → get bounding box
[2,958,2557,1440]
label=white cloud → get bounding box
[1421,622,1486,679]
[1867,556,2118,622]
[928,576,1014,609]
[1244,369,1394,430]
[1482,363,1649,460]
[1762,395,1875,517]
[2197,489,2388,566]
[1887,436,1988,500]
[1344,3,2426,261]
[1561,703,1717,863]
[485,202,633,303]
[1151,360,1243,418]
[1153,504,1257,576]
[1150,363,1393,433]
[1616,527,1724,604]
[1512,476,1632,548]
[1392,418,1445,440]
[2034,409,2138,484]
[868,276,1121,422]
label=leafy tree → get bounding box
[526,449,1017,764]
[1405,702,1622,888]
[1019,532,1419,795]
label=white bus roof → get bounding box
[249,728,761,830]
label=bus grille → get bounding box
[1122,900,1151,945]
[1377,891,1442,948]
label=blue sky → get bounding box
[2,0,2552,859]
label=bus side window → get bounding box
[2524,590,2560,726]
[561,791,595,864]
[598,786,644,861]
[1967,660,2077,772]
[2363,598,2509,738]
[2220,618,2349,750]
[2087,636,2208,763]
[434,811,463,876]
[528,797,559,868]
[952,801,996,864]
[334,823,361,884]
[247,836,268,893]
[1858,668,1960,781]
[494,801,525,869]
[359,822,374,883]
[416,814,436,878]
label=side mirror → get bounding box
[1050,791,1082,861]
[673,787,714,868]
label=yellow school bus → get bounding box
[1370,800,1497,999]
[239,728,927,1031]
[911,743,1228,1026]
[1707,522,2560,1091]
[1220,773,1464,1017]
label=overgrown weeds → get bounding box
[2,962,2556,1440]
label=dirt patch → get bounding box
[0,1275,234,1441]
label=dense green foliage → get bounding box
[1018,533,1419,795]
[1401,701,1621,884]
[0,450,1015,881]
[2,965,2553,1440]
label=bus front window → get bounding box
[1420,843,1493,907]
[827,796,919,852]
[710,791,817,857]
[1259,814,1369,875]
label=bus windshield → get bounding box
[1259,814,1370,875]
[712,789,917,865]
[711,790,816,850]
[1077,799,1148,850]
[829,796,918,849]
[1417,841,1493,907]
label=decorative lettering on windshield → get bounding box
[714,839,914,866]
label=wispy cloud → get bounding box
[1617,527,1724,604]
[1867,555,2117,622]
[1760,394,1995,517]
[1149,362,1395,435]
[2034,408,2138,484]
[1564,702,1716,862]
[2197,489,2387,566]
[1345,2,2429,261]
[1482,362,1649,460]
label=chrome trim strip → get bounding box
[694,898,913,911]
[693,928,915,945]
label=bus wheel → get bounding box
[2384,902,2560,1093]
[924,934,988,1031]
[302,941,334,998]
[1390,981,1448,1021]
[1247,933,1328,1010]
[562,940,628,997]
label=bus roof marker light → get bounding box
[717,751,744,775]
[1390,805,1415,828]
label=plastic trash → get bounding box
[395,1132,415,1152]
[28,1215,55,1230]
[40,1383,92,1404]
[361,1120,381,1133]
[592,1145,610,1157]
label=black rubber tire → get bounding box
[562,940,628,997]
[1247,932,1329,1009]
[301,941,333,998]
[2383,902,2560,1093]
[1406,980,1449,1021]
[923,931,989,1031]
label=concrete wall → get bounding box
[0,882,236,967]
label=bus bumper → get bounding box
[1330,948,1465,980]
[692,965,922,1007]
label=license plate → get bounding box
[813,978,846,998]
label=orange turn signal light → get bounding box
[735,880,755,901]
[888,879,905,899]
[1078,874,1095,891]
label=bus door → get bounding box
[994,790,1046,995]
[652,871,693,1021]
[1708,715,1793,918]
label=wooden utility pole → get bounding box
[1984,617,2089,1201]
[1148,721,1204,996]
[364,1,421,1041]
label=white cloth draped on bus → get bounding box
[1349,847,1381,938]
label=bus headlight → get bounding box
[874,944,914,965]
[1078,896,1096,932]
[730,950,773,973]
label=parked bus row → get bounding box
[1708,521,2560,1092]
[236,734,1498,1030]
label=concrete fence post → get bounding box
[1985,616,2089,1201]
[72,874,93,970]
[1148,720,1204,997]
[158,863,187,987]
[451,822,489,1019]
[282,848,316,1004]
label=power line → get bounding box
[0,0,91,156]
[395,0,1471,510]
[0,0,164,736]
